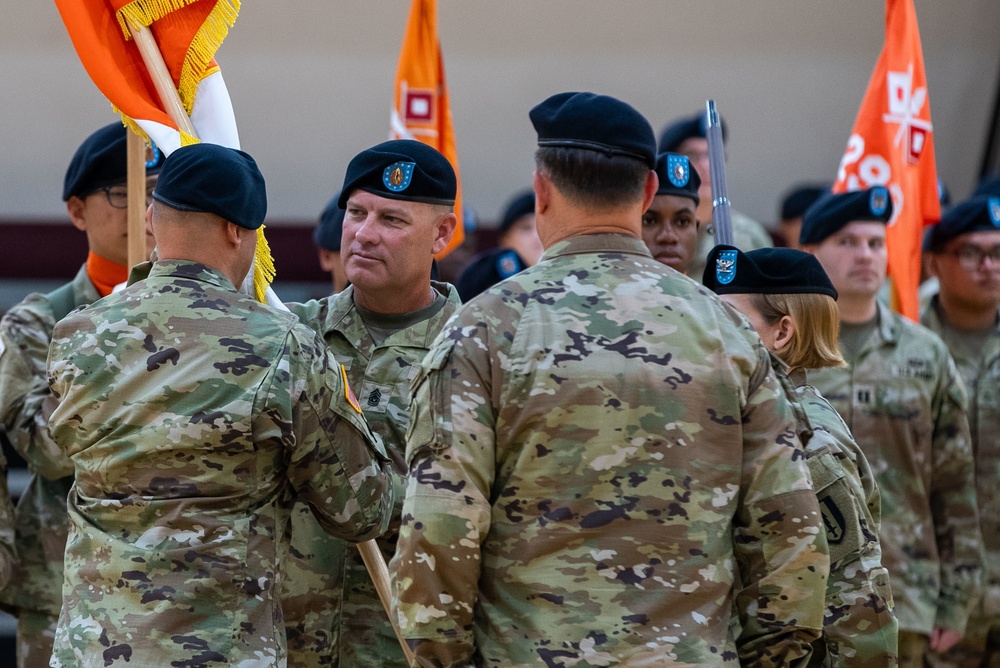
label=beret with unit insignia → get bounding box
[63,122,164,201]
[703,244,838,300]
[338,139,456,208]
[653,152,701,205]
[924,195,1000,251]
[800,186,893,245]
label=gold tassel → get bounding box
[253,226,276,304]
[117,0,240,115]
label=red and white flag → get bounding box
[833,0,940,321]
[390,0,464,258]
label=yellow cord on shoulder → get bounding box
[253,225,276,303]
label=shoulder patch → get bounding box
[342,363,362,414]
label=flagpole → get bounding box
[357,540,417,663]
[126,131,147,269]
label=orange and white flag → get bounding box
[54,0,240,155]
[833,0,940,321]
[390,0,464,257]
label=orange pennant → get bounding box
[833,0,940,321]
[390,0,464,258]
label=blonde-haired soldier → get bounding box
[705,245,898,667]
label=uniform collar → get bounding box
[541,233,652,261]
[325,280,460,351]
[146,259,237,291]
[922,293,1000,336]
[873,299,901,345]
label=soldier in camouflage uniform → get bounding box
[0,123,160,668]
[390,92,829,667]
[705,245,898,666]
[802,187,983,668]
[921,196,1000,667]
[46,144,395,668]
[282,141,461,667]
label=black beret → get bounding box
[800,186,893,245]
[314,192,345,251]
[703,244,838,300]
[658,112,727,154]
[152,143,266,230]
[456,248,526,301]
[338,140,456,208]
[63,123,165,201]
[653,152,701,205]
[973,175,1000,199]
[498,190,535,234]
[780,185,828,221]
[925,195,1000,251]
[530,92,656,168]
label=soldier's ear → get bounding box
[533,171,550,215]
[772,315,796,352]
[431,211,458,255]
[66,196,87,232]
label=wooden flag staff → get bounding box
[123,19,416,664]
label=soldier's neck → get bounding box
[353,284,434,315]
[838,295,878,324]
[937,291,999,331]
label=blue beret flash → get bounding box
[715,249,738,286]
[383,161,415,193]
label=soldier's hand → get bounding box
[930,627,962,654]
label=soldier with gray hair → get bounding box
[390,92,829,667]
[46,143,395,667]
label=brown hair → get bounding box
[749,292,846,371]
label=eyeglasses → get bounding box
[945,245,1000,271]
[88,185,155,210]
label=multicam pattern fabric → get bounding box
[922,297,1000,665]
[283,282,459,667]
[781,365,898,667]
[809,300,983,638]
[46,260,395,668]
[391,234,829,667]
[0,265,93,652]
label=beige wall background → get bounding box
[2,1,998,228]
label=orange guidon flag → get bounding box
[53,0,241,155]
[390,0,464,258]
[833,0,940,321]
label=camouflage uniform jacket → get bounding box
[282,281,460,667]
[778,363,898,666]
[809,300,982,637]
[46,260,396,668]
[391,233,829,667]
[922,297,1000,628]
[0,265,94,615]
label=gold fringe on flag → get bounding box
[116,0,239,115]
[253,226,276,303]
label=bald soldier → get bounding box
[921,195,1000,667]
[0,122,160,667]
[391,92,828,666]
[283,140,461,667]
[46,144,395,667]
[802,187,983,668]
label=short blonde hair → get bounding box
[750,292,846,371]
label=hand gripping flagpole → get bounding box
[706,100,734,247]
[123,19,415,665]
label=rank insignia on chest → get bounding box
[367,388,382,407]
[383,161,416,192]
[990,196,1000,226]
[715,249,738,285]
